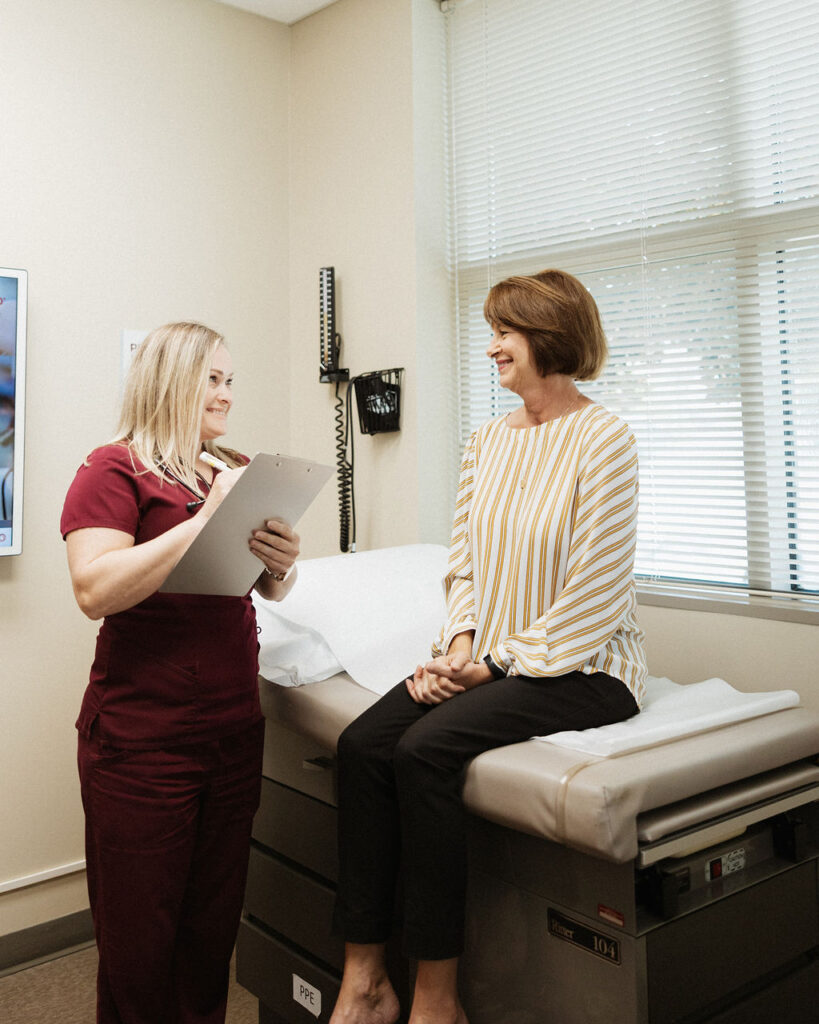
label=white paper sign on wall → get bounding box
[121,329,149,384]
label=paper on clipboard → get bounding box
[160,453,333,596]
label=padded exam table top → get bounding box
[259,674,819,864]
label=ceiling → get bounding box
[213,0,340,24]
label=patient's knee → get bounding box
[336,718,371,765]
[336,713,395,769]
[394,727,449,779]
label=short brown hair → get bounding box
[483,269,607,380]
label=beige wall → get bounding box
[289,0,422,557]
[640,603,819,712]
[286,0,453,557]
[0,0,291,936]
[0,0,448,941]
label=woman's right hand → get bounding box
[66,467,246,620]
[198,466,245,520]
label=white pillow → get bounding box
[252,544,449,693]
[253,602,342,686]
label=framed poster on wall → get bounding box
[0,267,27,556]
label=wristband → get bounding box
[266,563,295,583]
[483,653,507,680]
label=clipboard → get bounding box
[160,453,334,596]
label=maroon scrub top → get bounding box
[61,444,262,749]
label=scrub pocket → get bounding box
[97,638,201,746]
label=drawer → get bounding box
[263,719,338,806]
[646,863,819,1024]
[245,846,343,970]
[254,777,339,881]
[237,918,340,1024]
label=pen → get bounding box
[199,452,229,472]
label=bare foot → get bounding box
[329,975,400,1024]
[408,955,468,1024]
[408,1000,469,1024]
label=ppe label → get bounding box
[292,974,322,1017]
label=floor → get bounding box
[0,944,258,1024]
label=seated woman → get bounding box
[328,269,646,1024]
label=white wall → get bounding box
[413,0,460,542]
[0,0,291,936]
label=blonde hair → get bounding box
[484,269,607,380]
[110,321,243,492]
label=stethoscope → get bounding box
[159,464,210,514]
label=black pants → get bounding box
[333,671,639,960]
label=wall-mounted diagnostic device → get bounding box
[319,266,403,553]
[319,266,348,384]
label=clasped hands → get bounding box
[405,651,493,705]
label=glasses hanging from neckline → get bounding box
[158,463,210,513]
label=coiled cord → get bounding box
[334,380,356,552]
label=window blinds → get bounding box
[443,0,819,597]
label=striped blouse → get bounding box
[432,402,647,706]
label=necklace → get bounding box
[509,388,583,428]
[555,389,581,420]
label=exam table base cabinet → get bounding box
[237,722,411,1024]
[237,719,819,1024]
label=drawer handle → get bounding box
[302,756,336,772]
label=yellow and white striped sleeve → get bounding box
[489,422,639,677]
[432,431,479,657]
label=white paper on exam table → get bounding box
[160,453,333,596]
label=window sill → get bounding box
[636,582,819,626]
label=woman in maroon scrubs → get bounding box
[61,322,298,1024]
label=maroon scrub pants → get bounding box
[78,719,264,1024]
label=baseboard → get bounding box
[0,909,95,976]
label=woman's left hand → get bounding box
[250,518,300,583]
[406,652,493,704]
[428,652,494,690]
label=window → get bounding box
[443,0,819,601]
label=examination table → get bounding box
[236,671,819,1024]
[234,546,819,1022]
